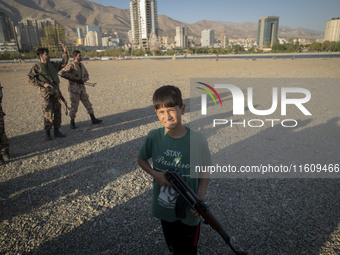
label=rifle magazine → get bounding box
[175,195,187,218]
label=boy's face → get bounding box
[156,105,185,131]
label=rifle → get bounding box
[165,170,247,255]
[34,73,70,115]
[59,75,96,87]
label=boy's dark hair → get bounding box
[36,47,49,57]
[153,85,183,110]
[73,50,81,57]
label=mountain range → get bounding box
[0,0,324,42]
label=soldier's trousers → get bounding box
[0,112,9,152]
[69,85,93,120]
[42,95,61,130]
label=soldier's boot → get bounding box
[45,129,52,141]
[90,114,102,125]
[2,148,10,162]
[54,128,66,138]
[70,119,76,129]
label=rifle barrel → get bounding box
[166,170,247,255]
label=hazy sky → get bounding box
[90,0,340,32]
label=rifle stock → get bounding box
[165,170,247,255]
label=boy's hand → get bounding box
[191,209,200,218]
[153,171,172,187]
[191,189,207,218]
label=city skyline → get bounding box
[90,0,340,32]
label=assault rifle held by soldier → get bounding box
[60,50,102,129]
[34,72,70,115]
[59,75,96,87]
[27,44,69,140]
[165,170,247,255]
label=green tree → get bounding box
[264,41,271,48]
[247,47,256,53]
[335,42,340,52]
[308,42,322,52]
[272,39,287,52]
[232,45,244,53]
[322,40,331,51]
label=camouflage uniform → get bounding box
[0,87,9,163]
[27,53,69,131]
[60,62,94,120]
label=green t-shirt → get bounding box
[139,127,212,226]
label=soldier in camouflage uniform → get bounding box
[0,84,10,165]
[27,44,69,140]
[60,50,102,129]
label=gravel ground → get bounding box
[0,58,340,255]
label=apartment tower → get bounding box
[175,26,187,48]
[257,16,279,47]
[324,17,340,42]
[201,29,214,47]
[130,0,158,50]
[16,18,40,51]
[220,33,229,48]
[0,12,16,43]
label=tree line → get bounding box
[1,40,340,60]
[271,40,340,53]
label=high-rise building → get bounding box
[257,16,279,47]
[37,18,56,37]
[84,26,102,47]
[0,13,18,52]
[86,25,102,34]
[220,33,229,48]
[84,31,102,47]
[324,17,340,42]
[77,28,83,39]
[175,26,187,48]
[0,12,16,43]
[16,17,65,52]
[76,27,84,46]
[201,29,214,47]
[16,18,40,51]
[130,0,158,50]
[40,24,66,53]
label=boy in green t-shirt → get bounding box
[138,85,212,254]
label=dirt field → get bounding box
[0,58,339,254]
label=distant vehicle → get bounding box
[101,56,113,61]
